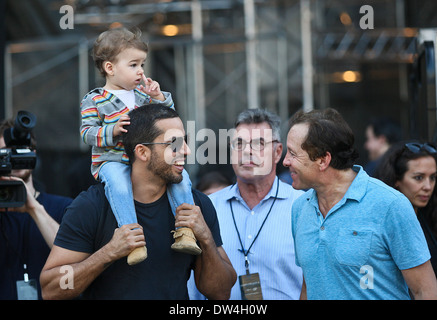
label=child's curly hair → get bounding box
[92,27,149,77]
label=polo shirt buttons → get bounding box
[319,225,327,243]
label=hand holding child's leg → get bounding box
[167,169,201,255]
[100,162,148,264]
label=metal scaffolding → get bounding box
[5,0,305,146]
[5,0,437,192]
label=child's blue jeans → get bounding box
[99,162,194,227]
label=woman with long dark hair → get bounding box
[374,141,437,276]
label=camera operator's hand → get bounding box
[0,175,40,213]
[0,175,60,248]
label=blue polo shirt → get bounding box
[291,166,430,300]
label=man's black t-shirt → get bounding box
[54,184,222,300]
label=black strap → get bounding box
[230,178,279,274]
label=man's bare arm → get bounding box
[402,260,437,300]
[194,244,236,300]
[175,203,237,299]
[40,224,145,300]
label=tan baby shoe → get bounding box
[127,245,148,265]
[171,227,202,255]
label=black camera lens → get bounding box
[0,180,28,207]
[3,110,37,148]
[13,111,36,140]
[0,187,13,202]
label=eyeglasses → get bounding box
[136,136,187,153]
[405,142,437,154]
[230,137,279,151]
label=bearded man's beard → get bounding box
[147,151,183,185]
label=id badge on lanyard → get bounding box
[231,179,279,300]
[15,218,38,300]
[239,256,263,300]
[16,264,38,300]
[239,273,263,300]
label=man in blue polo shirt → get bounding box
[283,108,437,300]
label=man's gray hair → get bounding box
[234,108,281,141]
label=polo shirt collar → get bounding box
[307,165,368,208]
[344,165,368,202]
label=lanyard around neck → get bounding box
[229,178,279,274]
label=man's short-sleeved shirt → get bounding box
[291,166,430,300]
[189,177,304,300]
[54,183,222,300]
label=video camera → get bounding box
[0,111,37,207]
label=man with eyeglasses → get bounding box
[283,108,437,300]
[40,105,236,300]
[188,109,304,300]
